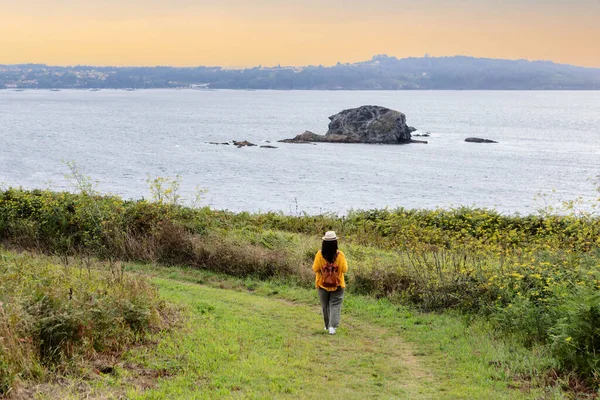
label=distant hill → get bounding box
[2,55,600,90]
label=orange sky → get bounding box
[1,1,599,67]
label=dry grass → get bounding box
[0,250,177,397]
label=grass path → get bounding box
[118,264,560,400]
[126,278,438,399]
[18,261,561,399]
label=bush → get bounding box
[550,289,600,384]
[0,250,170,396]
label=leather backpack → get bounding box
[321,259,340,288]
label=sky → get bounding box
[1,0,599,68]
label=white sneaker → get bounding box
[324,327,327,331]
[328,327,336,335]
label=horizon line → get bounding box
[2,54,600,70]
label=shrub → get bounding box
[550,289,600,385]
[0,250,170,395]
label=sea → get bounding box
[1,89,599,215]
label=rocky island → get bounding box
[280,105,423,144]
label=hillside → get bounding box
[2,55,600,90]
[2,251,560,399]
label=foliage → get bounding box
[549,288,600,380]
[146,175,182,206]
[0,250,171,396]
[0,186,599,385]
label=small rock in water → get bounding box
[465,137,498,143]
[260,145,278,149]
[278,130,326,143]
[232,140,257,148]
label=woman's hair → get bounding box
[321,240,338,263]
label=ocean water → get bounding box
[1,89,599,215]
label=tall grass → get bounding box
[0,250,171,397]
[1,186,599,386]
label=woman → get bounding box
[312,231,348,335]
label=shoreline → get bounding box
[4,87,600,91]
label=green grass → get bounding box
[115,263,564,399]
[3,254,581,398]
[126,279,434,399]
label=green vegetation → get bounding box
[0,184,599,395]
[129,277,440,399]
[127,263,571,399]
[2,257,566,399]
[0,250,172,397]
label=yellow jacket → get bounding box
[312,250,348,291]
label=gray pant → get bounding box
[318,287,345,329]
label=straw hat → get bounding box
[322,231,338,241]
